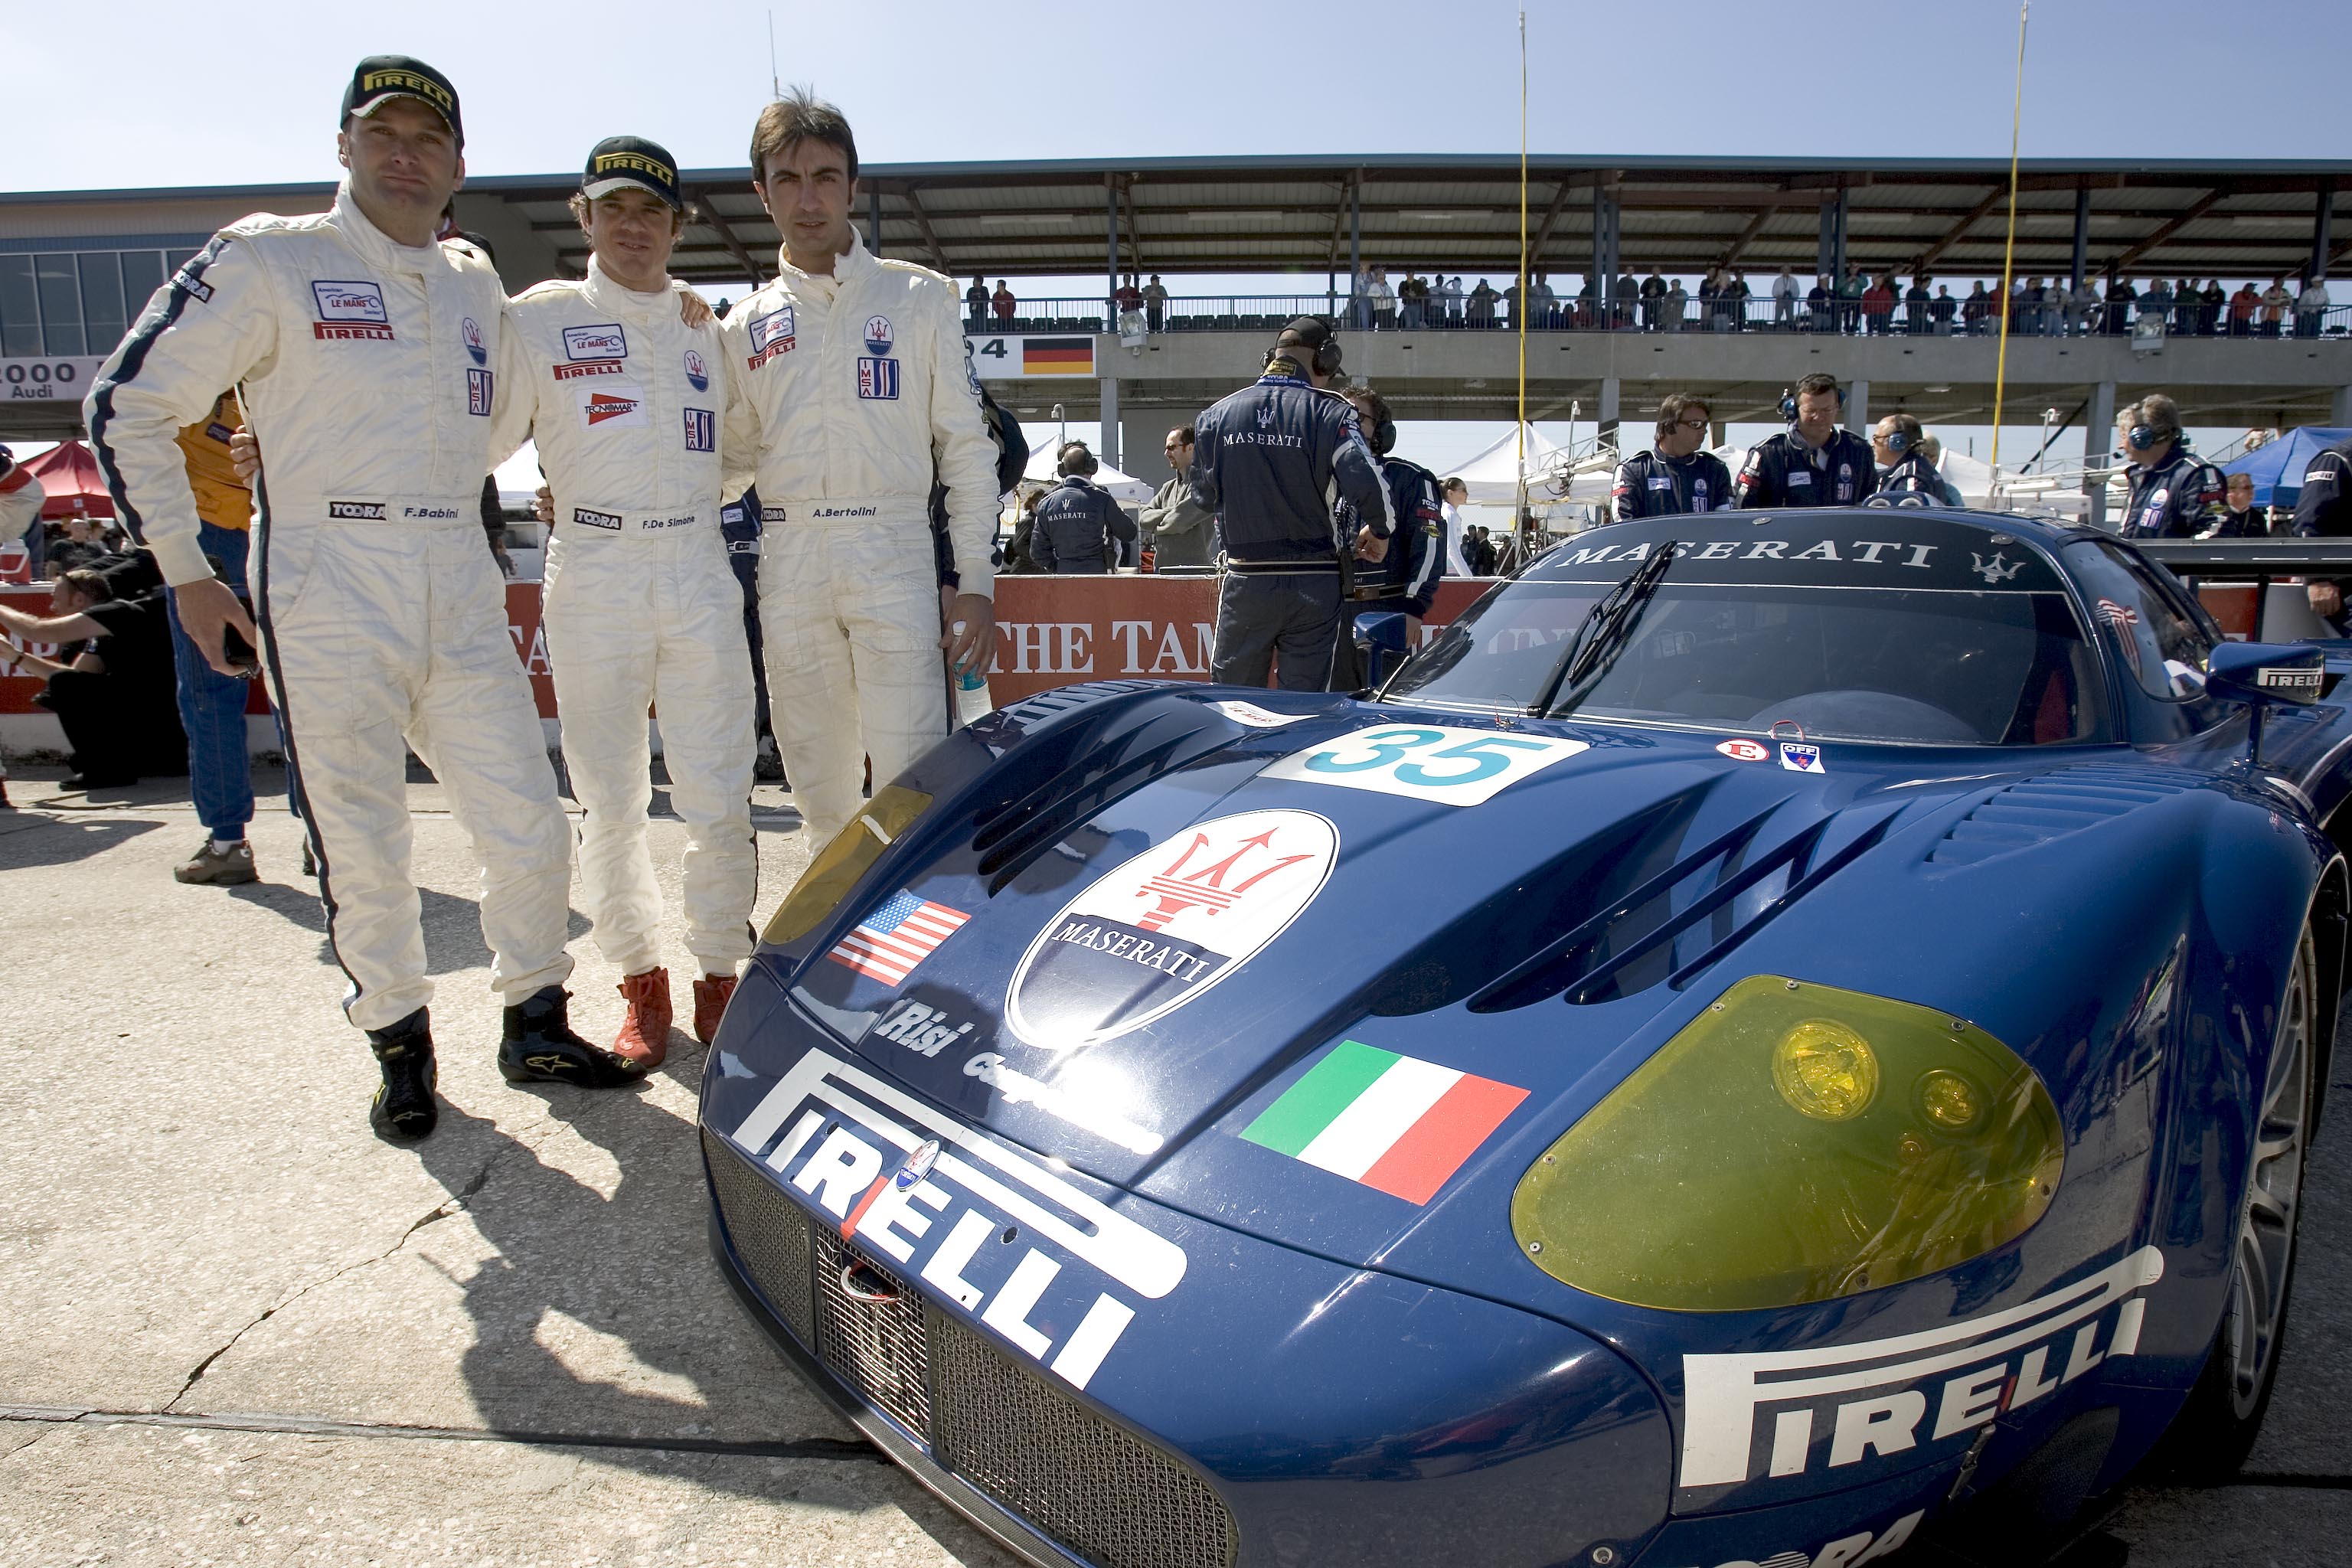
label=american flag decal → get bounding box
[2097,598,2143,677]
[825,890,971,986]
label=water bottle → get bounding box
[955,665,992,727]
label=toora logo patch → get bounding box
[1006,808,1338,1051]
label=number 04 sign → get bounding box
[1258,725,1589,805]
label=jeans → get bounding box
[164,520,256,836]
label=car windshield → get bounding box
[1384,522,2108,746]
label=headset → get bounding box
[1267,315,1346,380]
[2123,401,2176,452]
[1057,442,1099,478]
[1350,390,1397,456]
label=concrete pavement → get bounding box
[0,760,2345,1566]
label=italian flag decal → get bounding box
[1241,1040,1527,1204]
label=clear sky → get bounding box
[16,0,2341,189]
[15,0,2340,472]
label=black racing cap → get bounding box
[580,136,684,209]
[341,56,463,147]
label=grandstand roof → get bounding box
[8,154,2346,288]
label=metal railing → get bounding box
[963,293,2352,339]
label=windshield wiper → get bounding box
[1527,541,1679,717]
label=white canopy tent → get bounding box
[1443,423,1568,506]
[1021,445,1154,503]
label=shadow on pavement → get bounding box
[229,881,589,976]
[0,812,164,870]
[395,1090,920,1509]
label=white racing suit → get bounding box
[492,259,760,979]
[719,236,999,848]
[87,188,572,1033]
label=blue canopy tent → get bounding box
[2224,427,2350,508]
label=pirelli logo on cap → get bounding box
[593,149,675,184]
[361,67,453,114]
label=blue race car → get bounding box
[701,508,2337,1568]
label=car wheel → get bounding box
[2162,925,2316,1480]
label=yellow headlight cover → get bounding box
[760,786,935,946]
[1511,975,2063,1312]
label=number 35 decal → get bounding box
[1257,724,1589,805]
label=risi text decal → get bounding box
[729,1046,1186,1388]
[1006,808,1337,1051]
[1678,1246,2164,1488]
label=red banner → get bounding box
[982,575,1494,703]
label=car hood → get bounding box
[771,685,2084,1276]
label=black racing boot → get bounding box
[498,986,646,1089]
[366,1008,439,1141]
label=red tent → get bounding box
[24,439,113,520]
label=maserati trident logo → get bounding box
[1970,550,2025,584]
[1006,809,1338,1051]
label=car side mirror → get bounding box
[2205,642,2324,707]
[2204,641,2324,765]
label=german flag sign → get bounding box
[1021,336,1095,377]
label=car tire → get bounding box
[2159,924,2317,1481]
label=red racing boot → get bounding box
[693,974,737,1044]
[612,968,674,1069]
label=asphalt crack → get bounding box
[162,1119,560,1413]
[0,1406,879,1464]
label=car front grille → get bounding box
[704,1126,1237,1568]
[812,1228,933,1436]
[703,1126,815,1344]
[929,1311,1239,1568]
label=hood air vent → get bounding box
[1927,766,2204,867]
